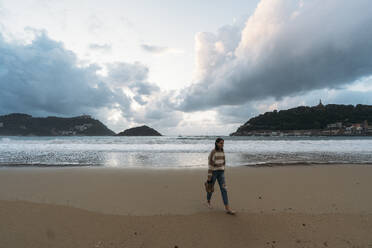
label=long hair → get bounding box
[214,137,224,152]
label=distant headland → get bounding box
[230,101,372,136]
[0,113,161,136]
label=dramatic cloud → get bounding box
[176,0,372,112]
[0,29,175,132]
[0,30,130,118]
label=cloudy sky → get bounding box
[1,0,372,135]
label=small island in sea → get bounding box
[230,101,372,136]
[116,125,162,136]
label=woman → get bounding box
[205,137,236,215]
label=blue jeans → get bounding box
[207,170,229,205]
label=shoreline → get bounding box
[2,162,372,169]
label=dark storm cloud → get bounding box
[175,0,372,112]
[0,29,153,119]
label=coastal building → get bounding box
[321,130,331,135]
[344,127,351,135]
[363,120,368,129]
[347,124,363,135]
[74,123,93,131]
[331,129,341,135]
[368,127,372,134]
[327,122,342,129]
[316,99,325,109]
[60,130,75,135]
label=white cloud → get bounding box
[177,0,372,112]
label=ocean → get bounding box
[1,135,372,168]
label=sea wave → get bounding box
[1,135,372,168]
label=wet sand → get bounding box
[1,164,372,247]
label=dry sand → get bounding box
[1,164,372,247]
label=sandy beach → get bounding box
[1,164,372,247]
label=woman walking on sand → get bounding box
[205,137,236,215]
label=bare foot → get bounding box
[226,209,236,215]
[204,202,213,209]
[225,207,236,215]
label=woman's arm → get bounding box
[207,150,215,181]
[223,151,226,167]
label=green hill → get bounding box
[230,103,372,136]
[0,113,115,136]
